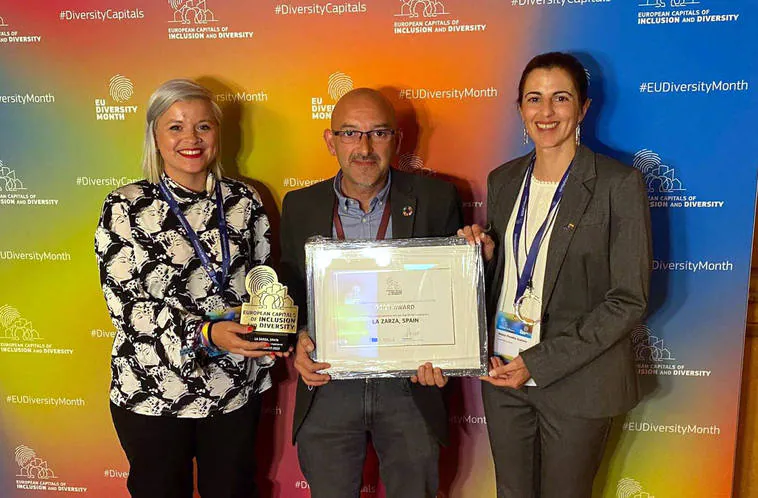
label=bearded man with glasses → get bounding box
[279,88,463,498]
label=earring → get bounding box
[575,124,581,146]
[522,125,529,145]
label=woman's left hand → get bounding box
[480,356,531,389]
[457,224,495,262]
[211,321,274,358]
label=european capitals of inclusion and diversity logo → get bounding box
[0,160,60,207]
[633,149,724,209]
[0,305,74,356]
[632,324,711,378]
[392,0,487,35]
[167,0,254,40]
[636,0,741,26]
[0,14,42,44]
[14,445,87,493]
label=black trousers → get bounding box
[110,396,262,498]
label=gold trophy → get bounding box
[240,266,298,352]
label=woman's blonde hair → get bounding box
[142,78,223,183]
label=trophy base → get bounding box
[241,331,294,352]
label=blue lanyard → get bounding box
[159,178,231,291]
[512,156,573,305]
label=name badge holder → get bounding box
[494,157,572,362]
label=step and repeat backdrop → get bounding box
[0,1,756,497]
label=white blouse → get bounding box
[495,175,562,386]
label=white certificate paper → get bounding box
[306,237,487,378]
[334,268,455,348]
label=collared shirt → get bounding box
[95,173,272,418]
[332,170,393,240]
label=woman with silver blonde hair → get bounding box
[141,78,223,184]
[95,78,284,498]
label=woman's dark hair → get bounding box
[517,52,588,106]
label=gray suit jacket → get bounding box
[486,145,652,418]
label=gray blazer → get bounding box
[485,145,652,418]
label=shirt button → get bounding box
[362,217,366,223]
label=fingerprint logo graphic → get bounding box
[15,446,36,468]
[616,477,654,498]
[398,153,435,176]
[327,72,353,101]
[632,149,662,174]
[398,153,424,171]
[245,266,278,294]
[109,74,134,103]
[630,324,652,346]
[633,149,685,193]
[0,305,21,328]
[168,0,184,9]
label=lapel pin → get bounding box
[402,206,414,217]
[565,223,575,231]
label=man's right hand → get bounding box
[458,224,495,262]
[294,330,331,387]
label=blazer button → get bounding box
[542,313,549,324]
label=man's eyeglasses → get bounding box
[331,129,397,144]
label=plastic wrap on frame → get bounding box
[305,236,488,379]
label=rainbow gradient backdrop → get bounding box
[1,1,756,497]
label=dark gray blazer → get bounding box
[280,168,463,444]
[485,145,652,418]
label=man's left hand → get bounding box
[479,356,531,389]
[411,362,447,387]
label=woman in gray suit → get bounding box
[460,52,652,498]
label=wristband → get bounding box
[207,321,217,349]
[200,322,212,348]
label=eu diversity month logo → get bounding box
[311,72,354,120]
[94,74,138,121]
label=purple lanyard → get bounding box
[512,156,573,305]
[159,179,230,291]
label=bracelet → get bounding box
[207,321,217,349]
[200,322,211,348]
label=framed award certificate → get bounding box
[305,236,487,379]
